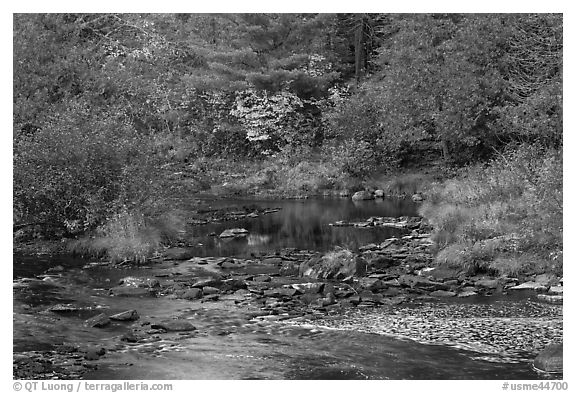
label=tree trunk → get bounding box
[354,15,364,84]
[441,139,451,162]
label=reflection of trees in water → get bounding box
[188,199,417,255]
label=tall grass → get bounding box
[420,145,562,277]
[69,209,185,264]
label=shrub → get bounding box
[12,100,186,240]
[323,140,380,179]
[14,106,140,234]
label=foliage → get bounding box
[13,12,563,268]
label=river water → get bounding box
[13,197,562,379]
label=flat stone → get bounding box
[48,304,84,313]
[151,320,197,332]
[109,286,155,297]
[398,274,447,291]
[84,313,110,328]
[457,291,478,297]
[191,277,223,288]
[110,310,139,321]
[509,281,548,291]
[428,290,456,297]
[219,228,249,238]
[253,275,272,282]
[537,294,563,304]
[359,243,379,252]
[264,288,298,298]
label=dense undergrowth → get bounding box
[419,145,563,278]
[13,14,562,272]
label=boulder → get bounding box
[280,261,300,276]
[219,228,249,238]
[220,278,248,292]
[291,282,325,294]
[110,310,139,321]
[151,320,197,332]
[182,288,203,300]
[358,277,385,291]
[548,286,563,295]
[320,292,337,306]
[474,279,499,290]
[84,347,106,360]
[84,313,110,328]
[411,193,424,202]
[426,267,461,282]
[351,190,374,201]
[535,273,560,286]
[120,331,146,343]
[364,253,399,270]
[202,286,220,295]
[374,189,385,198]
[533,343,563,373]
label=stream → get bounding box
[13,197,563,380]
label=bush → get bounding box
[12,101,179,239]
[323,140,379,179]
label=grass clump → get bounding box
[70,209,185,264]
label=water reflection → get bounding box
[186,197,419,257]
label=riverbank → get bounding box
[13,203,563,379]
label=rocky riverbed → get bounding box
[13,204,563,380]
